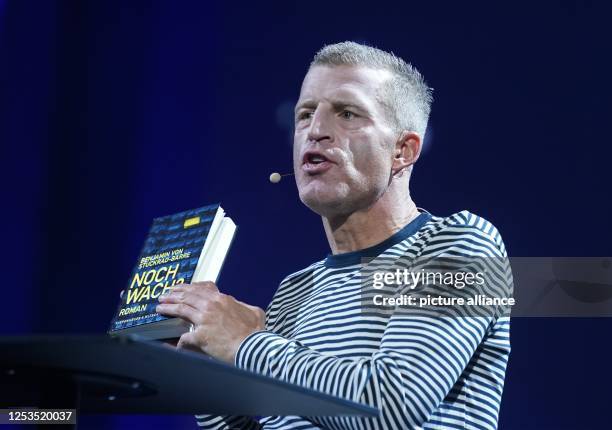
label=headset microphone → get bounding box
[269,172,294,183]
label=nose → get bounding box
[306,106,333,144]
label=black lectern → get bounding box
[0,335,378,428]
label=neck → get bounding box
[322,184,419,255]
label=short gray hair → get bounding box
[311,41,433,139]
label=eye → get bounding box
[340,110,356,120]
[297,111,313,122]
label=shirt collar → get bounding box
[323,212,432,268]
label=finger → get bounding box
[158,288,190,303]
[156,302,201,325]
[163,282,218,302]
[158,288,214,317]
[177,282,219,302]
[173,281,218,292]
[177,331,205,353]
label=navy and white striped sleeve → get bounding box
[235,217,510,430]
[194,414,261,429]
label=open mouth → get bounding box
[302,151,334,174]
[306,154,327,164]
[302,151,331,165]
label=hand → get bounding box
[155,282,266,364]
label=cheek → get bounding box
[347,141,391,180]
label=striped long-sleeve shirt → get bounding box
[197,210,512,429]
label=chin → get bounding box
[298,183,350,218]
[298,177,387,219]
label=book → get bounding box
[108,204,237,340]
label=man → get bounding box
[156,41,512,429]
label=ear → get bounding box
[392,131,422,177]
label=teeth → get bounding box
[310,156,325,163]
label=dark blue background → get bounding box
[2,1,611,428]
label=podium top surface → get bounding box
[0,335,379,417]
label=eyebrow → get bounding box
[294,98,371,116]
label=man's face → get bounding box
[293,65,398,218]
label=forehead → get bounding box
[298,65,393,106]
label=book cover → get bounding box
[109,204,233,335]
